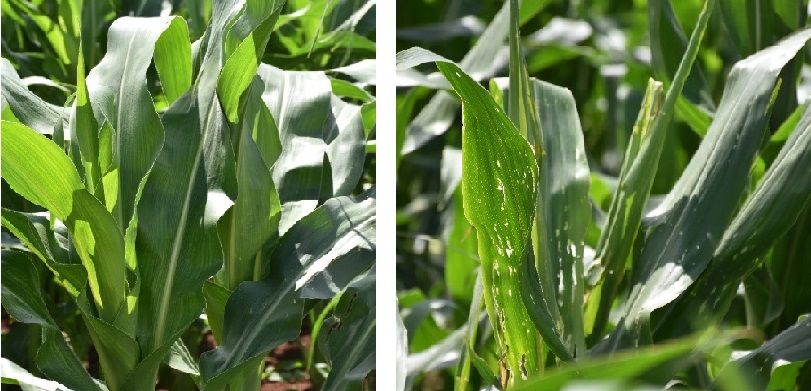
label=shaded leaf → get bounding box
[200,191,375,389]
[319,268,376,389]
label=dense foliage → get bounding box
[1,0,376,390]
[396,0,811,390]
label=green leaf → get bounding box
[444,169,479,305]
[396,301,408,391]
[0,58,64,135]
[1,121,83,218]
[1,358,72,391]
[86,16,189,230]
[603,0,811,350]
[81,313,139,391]
[203,281,232,343]
[218,76,282,289]
[712,99,811,273]
[766,361,805,391]
[466,344,501,390]
[719,0,771,57]
[1,250,102,391]
[436,59,540,385]
[200,191,375,389]
[405,327,466,384]
[512,333,720,391]
[520,249,572,362]
[81,0,115,67]
[455,271,487,391]
[37,327,105,391]
[718,0,804,131]
[74,40,102,196]
[660,99,811,336]
[506,0,536,143]
[163,339,201,381]
[743,268,783,328]
[192,0,244,205]
[154,17,192,104]
[717,316,811,387]
[256,64,366,203]
[217,0,285,122]
[587,79,664,343]
[0,210,86,296]
[495,72,592,361]
[362,100,376,138]
[1,121,126,323]
[530,79,591,359]
[401,0,542,153]
[331,78,373,102]
[395,87,430,171]
[648,0,715,135]
[769,203,811,335]
[396,47,452,71]
[319,269,376,389]
[133,92,222,359]
[1,251,57,328]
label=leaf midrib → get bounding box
[115,32,138,234]
[153,97,211,348]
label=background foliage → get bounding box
[396,0,811,389]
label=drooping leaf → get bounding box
[512,332,726,391]
[1,121,126,323]
[615,19,811,350]
[436,59,540,385]
[402,0,522,153]
[406,327,467,383]
[530,79,591,359]
[658,99,811,338]
[1,251,57,329]
[716,316,811,388]
[520,249,572,362]
[0,58,65,135]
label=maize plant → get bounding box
[396,0,811,389]
[1,0,376,390]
